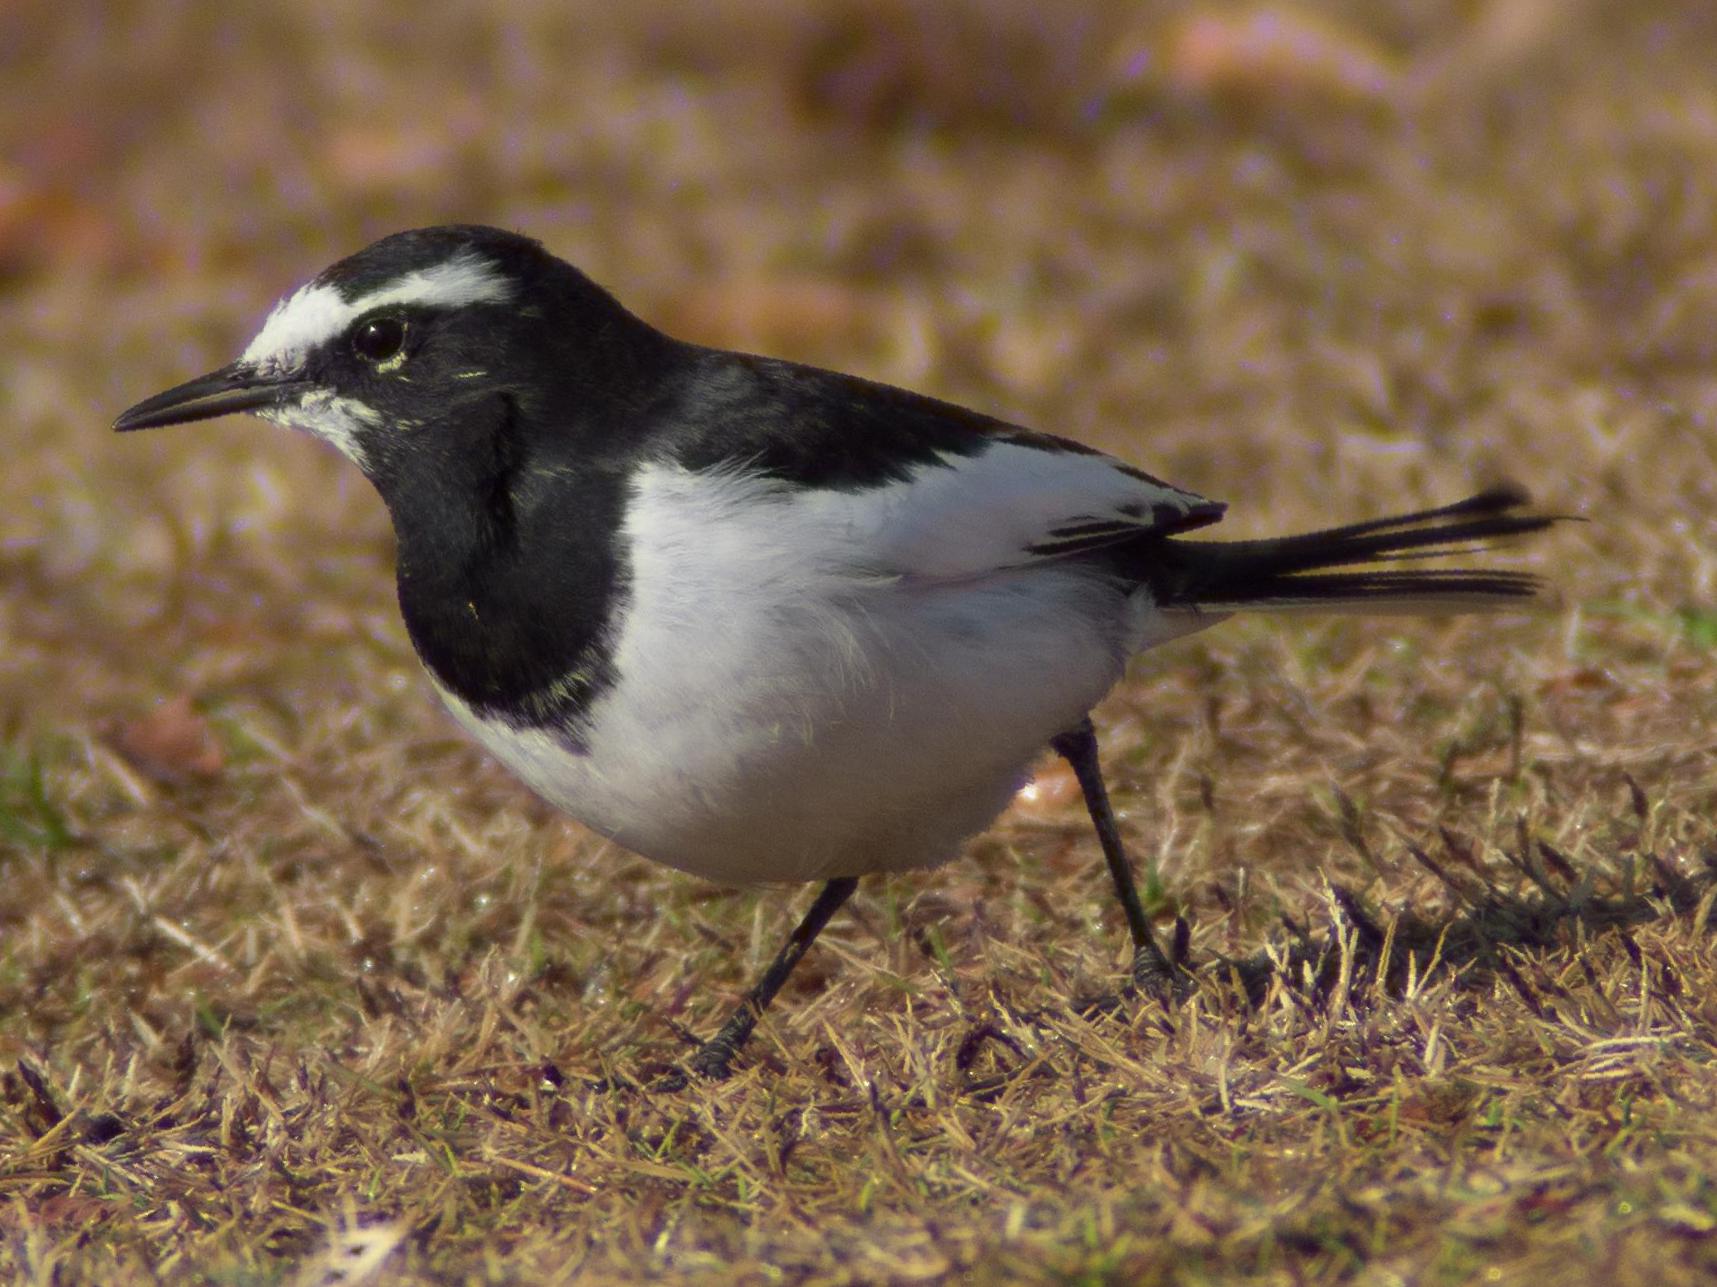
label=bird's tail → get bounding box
[1153,486,1554,614]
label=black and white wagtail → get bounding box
[115,225,1553,1080]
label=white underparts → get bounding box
[425,452,1212,885]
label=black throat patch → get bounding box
[385,396,630,740]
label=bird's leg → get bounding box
[1049,717,1184,999]
[680,876,859,1082]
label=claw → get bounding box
[1130,944,1195,1004]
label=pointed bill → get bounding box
[113,362,314,432]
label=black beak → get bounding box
[113,362,314,432]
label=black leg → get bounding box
[681,876,860,1082]
[1049,717,1181,995]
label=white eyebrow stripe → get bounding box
[347,254,514,315]
[240,251,512,374]
[241,281,348,371]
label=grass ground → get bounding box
[3,1,1717,1282]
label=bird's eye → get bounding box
[351,315,407,364]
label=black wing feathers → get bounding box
[1142,487,1552,609]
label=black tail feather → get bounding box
[1154,487,1555,611]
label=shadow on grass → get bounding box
[951,834,1717,1100]
[1229,836,1717,1017]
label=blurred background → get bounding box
[6,0,1714,720]
[3,0,1715,889]
[6,5,1717,1275]
[2,0,1713,851]
[3,0,1717,926]
[8,5,1717,1277]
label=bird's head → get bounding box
[114,226,650,482]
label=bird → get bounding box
[115,225,1554,1081]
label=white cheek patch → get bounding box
[240,250,513,376]
[259,391,380,471]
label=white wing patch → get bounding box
[240,250,513,376]
[787,440,1221,582]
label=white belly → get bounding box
[431,462,1200,886]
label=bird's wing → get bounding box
[793,435,1225,582]
[657,354,1223,582]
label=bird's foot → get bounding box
[1074,925,1194,1018]
[1129,941,1194,1005]
[685,1035,742,1082]
[647,1026,747,1092]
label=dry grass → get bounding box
[4,0,1717,1282]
